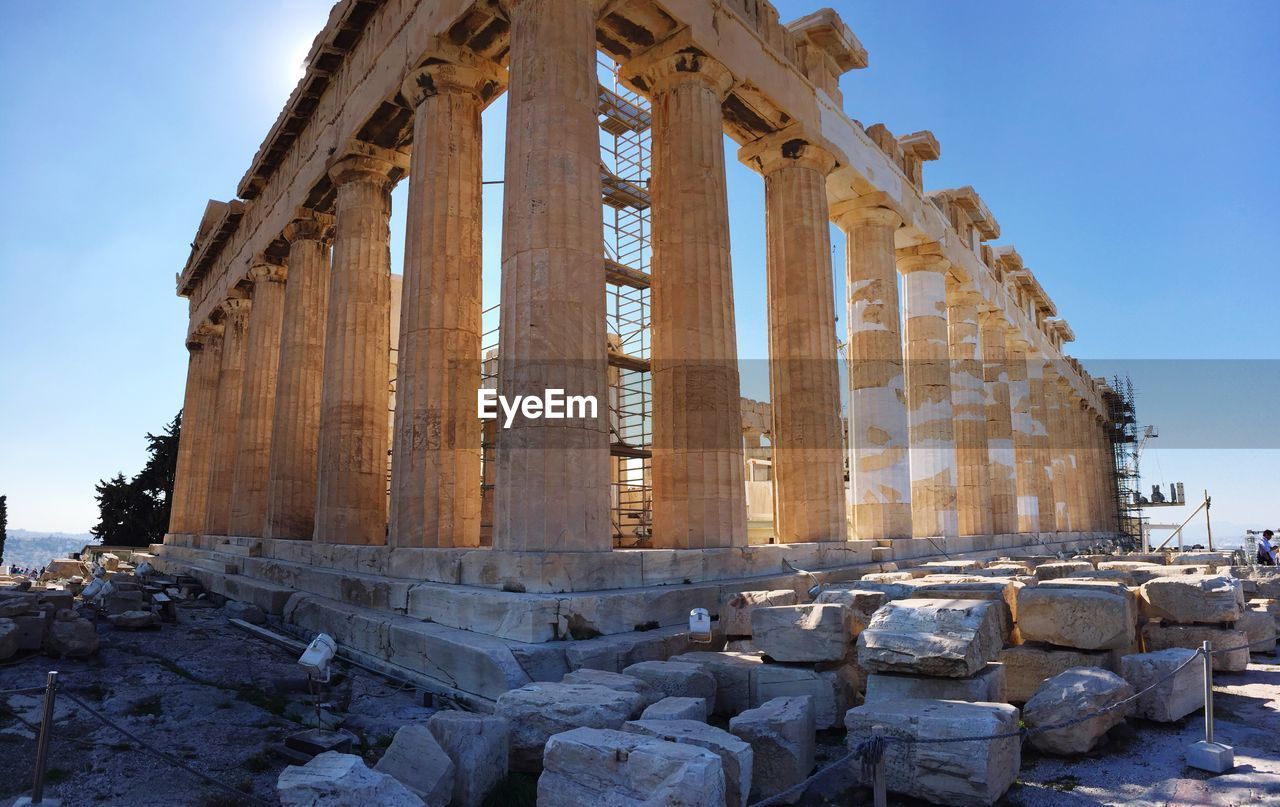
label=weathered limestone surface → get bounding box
[45,617,98,658]
[494,0,610,552]
[845,698,1021,807]
[538,727,726,807]
[390,55,499,550]
[169,325,222,533]
[229,260,287,537]
[1138,575,1244,623]
[1238,608,1277,654]
[751,603,852,663]
[426,711,509,807]
[642,697,709,722]
[1005,339,1040,533]
[834,203,912,540]
[721,589,797,637]
[314,150,401,546]
[493,682,637,771]
[278,751,424,807]
[979,312,1018,535]
[634,45,746,551]
[560,668,658,717]
[373,724,454,806]
[667,651,764,716]
[746,136,845,544]
[1033,560,1094,581]
[996,643,1112,703]
[265,214,331,540]
[1023,668,1133,755]
[205,297,251,535]
[0,619,18,661]
[1025,358,1056,533]
[1119,649,1203,722]
[864,662,1004,704]
[729,696,815,804]
[624,719,753,807]
[947,285,993,537]
[750,663,860,730]
[1017,587,1135,650]
[858,598,1002,677]
[623,661,717,717]
[899,253,959,539]
[813,587,884,634]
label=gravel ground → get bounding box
[0,605,434,807]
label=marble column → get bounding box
[1026,355,1057,532]
[633,47,746,550]
[314,148,402,546]
[390,55,500,549]
[979,311,1017,535]
[169,323,222,534]
[833,203,912,541]
[898,253,958,538]
[494,0,611,552]
[1095,415,1115,531]
[1069,396,1091,531]
[1006,335,1040,533]
[265,213,332,540]
[1078,404,1099,531]
[229,259,287,537]
[946,283,992,537]
[204,296,251,535]
[748,137,845,543]
[1046,370,1074,532]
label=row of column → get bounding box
[168,0,1118,549]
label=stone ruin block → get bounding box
[1141,623,1250,672]
[1033,560,1095,581]
[1170,551,1233,569]
[1023,667,1133,755]
[278,751,422,807]
[560,668,658,718]
[864,662,1004,704]
[720,589,797,637]
[750,663,860,730]
[857,598,1002,678]
[844,698,1020,807]
[623,719,753,807]
[995,643,1113,703]
[1097,561,1170,585]
[641,697,708,722]
[1017,587,1135,650]
[493,682,638,772]
[1119,649,1204,722]
[751,603,852,663]
[374,724,454,806]
[622,661,717,717]
[667,651,763,716]
[1139,575,1244,623]
[729,696,815,804]
[426,711,509,807]
[813,587,884,635]
[538,727,726,807]
[1237,608,1276,655]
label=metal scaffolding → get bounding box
[1104,375,1143,549]
[478,54,654,545]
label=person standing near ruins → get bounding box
[1259,529,1277,565]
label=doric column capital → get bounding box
[327,142,409,191]
[283,209,334,245]
[219,295,252,319]
[895,252,949,274]
[946,283,984,311]
[628,46,733,99]
[977,308,1012,331]
[247,257,288,286]
[830,198,901,230]
[739,128,837,177]
[186,321,224,351]
[401,46,505,108]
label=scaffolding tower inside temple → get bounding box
[480,54,655,545]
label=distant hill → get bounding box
[4,529,96,571]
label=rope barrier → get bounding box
[61,691,271,806]
[0,685,49,696]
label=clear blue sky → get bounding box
[1,1,1276,542]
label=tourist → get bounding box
[1260,530,1278,565]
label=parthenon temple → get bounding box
[158,0,1124,701]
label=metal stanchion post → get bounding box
[1186,641,1234,773]
[872,759,887,807]
[19,670,62,807]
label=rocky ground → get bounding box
[0,605,439,807]
[1,602,1276,807]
